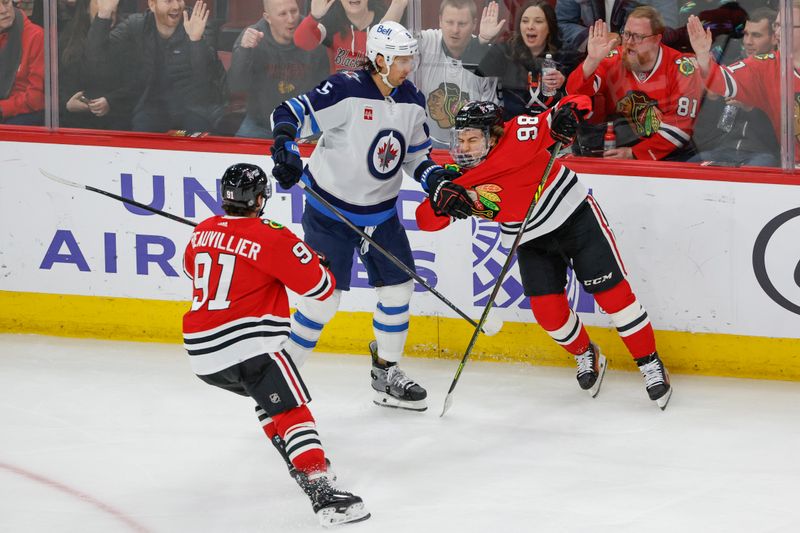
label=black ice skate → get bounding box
[574,342,607,398]
[369,340,427,411]
[294,471,370,528]
[636,352,672,410]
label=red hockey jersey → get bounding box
[566,45,704,160]
[702,51,797,161]
[416,96,590,248]
[182,216,335,376]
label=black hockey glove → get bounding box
[425,167,472,219]
[270,135,303,189]
[550,102,586,146]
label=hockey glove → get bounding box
[550,102,586,146]
[426,167,472,219]
[270,135,303,189]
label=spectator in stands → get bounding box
[87,0,225,133]
[477,0,580,121]
[0,0,44,125]
[688,7,779,167]
[294,0,405,73]
[566,7,704,160]
[557,0,679,54]
[415,0,503,147]
[687,2,800,163]
[59,0,131,129]
[228,0,329,139]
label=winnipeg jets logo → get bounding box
[376,141,398,169]
[367,129,406,180]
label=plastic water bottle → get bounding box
[717,103,738,133]
[541,54,557,97]
[603,122,616,151]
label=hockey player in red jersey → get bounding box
[687,10,800,162]
[182,164,370,527]
[415,99,673,409]
[566,7,704,161]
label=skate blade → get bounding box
[372,391,427,412]
[655,386,673,411]
[588,355,608,398]
[318,502,371,528]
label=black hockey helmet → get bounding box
[450,101,503,168]
[221,163,271,211]
[453,101,503,131]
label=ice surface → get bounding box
[1,334,798,533]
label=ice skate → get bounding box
[636,352,672,410]
[574,342,607,398]
[294,471,370,527]
[369,340,427,411]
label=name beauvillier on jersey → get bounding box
[189,229,261,260]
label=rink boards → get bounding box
[1,137,798,380]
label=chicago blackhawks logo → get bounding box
[366,129,406,180]
[675,57,696,76]
[427,82,470,128]
[617,90,662,137]
[467,184,503,220]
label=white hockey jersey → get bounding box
[413,29,498,146]
[271,69,433,226]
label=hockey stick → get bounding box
[440,141,563,418]
[297,182,501,336]
[39,169,198,228]
[40,168,497,334]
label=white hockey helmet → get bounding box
[367,22,418,86]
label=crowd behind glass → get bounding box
[1,0,794,168]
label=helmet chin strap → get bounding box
[374,56,396,89]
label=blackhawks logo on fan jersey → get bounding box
[675,57,696,76]
[616,90,662,137]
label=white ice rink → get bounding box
[1,333,798,533]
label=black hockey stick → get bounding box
[40,168,496,335]
[297,182,500,335]
[440,141,563,418]
[39,169,198,228]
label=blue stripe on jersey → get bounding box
[287,98,305,124]
[305,190,397,227]
[408,139,432,153]
[377,303,409,315]
[303,168,398,213]
[300,94,321,135]
[373,319,409,333]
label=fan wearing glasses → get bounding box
[566,6,704,161]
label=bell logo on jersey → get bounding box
[364,107,373,121]
[366,129,406,180]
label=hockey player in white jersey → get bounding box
[270,21,473,411]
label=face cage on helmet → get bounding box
[449,127,491,168]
